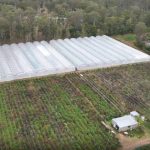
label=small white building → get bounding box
[112,115,138,132]
[130,111,140,118]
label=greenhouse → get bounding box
[0,35,150,82]
[51,35,150,71]
[0,42,75,82]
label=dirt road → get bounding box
[117,134,150,150]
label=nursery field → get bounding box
[81,62,150,119]
[0,74,120,150]
[0,62,150,150]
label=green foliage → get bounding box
[0,75,120,150]
[115,34,136,42]
[128,127,145,138]
[143,120,150,133]
[0,0,150,43]
[74,81,120,120]
[122,34,136,42]
[135,144,150,150]
[135,22,147,37]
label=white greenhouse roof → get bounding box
[0,35,150,82]
[112,115,138,128]
[50,36,150,71]
[0,42,75,82]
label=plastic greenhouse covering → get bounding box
[0,41,75,82]
[0,35,150,82]
[50,35,150,70]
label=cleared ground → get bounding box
[0,62,150,150]
[117,134,150,150]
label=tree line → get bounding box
[0,0,150,43]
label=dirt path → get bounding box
[117,134,150,150]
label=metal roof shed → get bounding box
[130,111,140,117]
[112,115,138,132]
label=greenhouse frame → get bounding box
[0,35,150,82]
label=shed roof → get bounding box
[130,111,140,117]
[112,115,138,128]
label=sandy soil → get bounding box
[117,133,150,150]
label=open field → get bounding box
[0,74,120,149]
[81,62,150,119]
[113,34,150,55]
[113,34,137,49]
[0,62,150,150]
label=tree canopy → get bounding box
[0,0,150,43]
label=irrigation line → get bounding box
[65,75,121,149]
[97,73,140,107]
[95,71,150,119]
[98,72,149,109]
[66,76,105,118]
[85,73,124,110]
[73,73,122,113]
